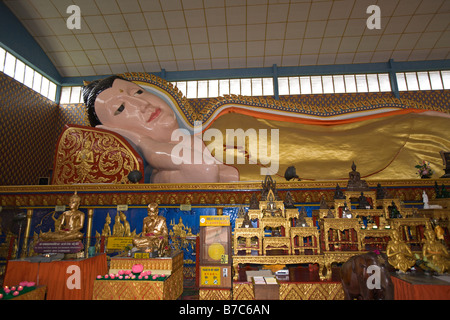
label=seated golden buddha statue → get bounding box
[133,203,169,254]
[422,228,450,274]
[386,230,416,273]
[40,192,85,241]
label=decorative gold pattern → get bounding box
[109,251,183,273]
[0,178,444,207]
[92,267,183,300]
[232,282,255,300]
[11,286,47,300]
[52,125,143,185]
[234,228,264,255]
[290,227,321,255]
[232,281,344,300]
[279,282,344,300]
[199,288,232,300]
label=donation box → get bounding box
[199,215,232,289]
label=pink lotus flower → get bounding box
[118,270,124,275]
[0,293,3,299]
[104,275,109,279]
[4,289,10,294]
[132,264,144,274]
[152,275,157,280]
[97,275,102,279]
[26,282,35,287]
[119,276,123,280]
[17,286,23,291]
[19,281,28,287]
[13,291,19,296]
[110,275,115,280]
[144,275,148,279]
[11,286,16,291]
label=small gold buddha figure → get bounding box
[120,211,131,237]
[422,228,450,274]
[40,192,85,241]
[386,230,416,273]
[101,213,112,237]
[133,203,169,254]
[112,212,124,236]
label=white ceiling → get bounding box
[4,0,450,78]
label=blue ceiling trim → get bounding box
[61,59,450,86]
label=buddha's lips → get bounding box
[148,108,161,122]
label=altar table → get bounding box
[3,254,107,300]
[92,267,183,300]
[232,281,344,300]
[392,274,450,300]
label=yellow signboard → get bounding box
[134,252,150,259]
[200,267,221,286]
[199,215,230,227]
[106,237,134,250]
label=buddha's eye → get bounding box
[114,103,125,116]
[134,89,143,96]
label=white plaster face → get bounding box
[94,79,178,142]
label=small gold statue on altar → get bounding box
[40,192,85,241]
[133,203,169,255]
[422,228,450,274]
[386,230,416,273]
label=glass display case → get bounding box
[198,216,232,288]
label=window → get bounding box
[59,86,84,104]
[0,47,6,72]
[333,75,345,93]
[278,73,391,95]
[396,71,450,91]
[56,70,449,104]
[172,77,274,99]
[0,46,58,101]
[4,52,16,77]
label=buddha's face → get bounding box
[147,203,158,216]
[68,196,80,210]
[94,79,178,142]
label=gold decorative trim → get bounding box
[0,178,442,209]
[199,288,232,300]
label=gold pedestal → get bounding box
[92,267,183,300]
